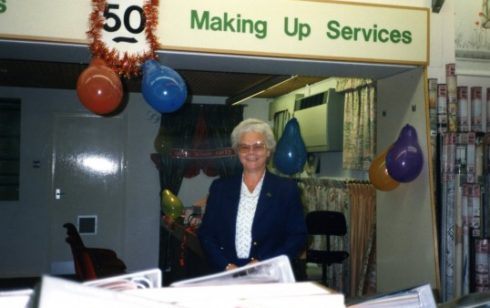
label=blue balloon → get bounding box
[386,124,424,183]
[141,60,187,113]
[273,118,307,175]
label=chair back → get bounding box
[305,210,347,236]
[63,222,126,281]
[304,210,349,286]
[63,223,97,280]
[63,223,85,248]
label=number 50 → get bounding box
[104,4,146,34]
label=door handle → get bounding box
[55,188,65,200]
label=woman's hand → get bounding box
[248,258,258,265]
[225,258,259,271]
[225,263,238,271]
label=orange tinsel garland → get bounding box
[87,0,160,78]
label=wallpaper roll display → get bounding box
[457,86,469,133]
[431,64,490,302]
[474,238,490,292]
[438,84,448,134]
[471,87,483,133]
[447,64,458,132]
[487,88,490,132]
[428,78,438,132]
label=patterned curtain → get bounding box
[298,178,351,294]
[298,178,377,297]
[336,78,376,171]
[273,109,290,141]
[347,182,377,297]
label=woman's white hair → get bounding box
[231,118,276,152]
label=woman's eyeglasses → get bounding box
[237,142,267,154]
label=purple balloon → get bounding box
[273,118,307,175]
[385,124,424,183]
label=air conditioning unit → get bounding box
[268,93,303,121]
[292,88,344,152]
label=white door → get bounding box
[49,113,126,269]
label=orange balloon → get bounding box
[369,147,400,191]
[76,58,123,115]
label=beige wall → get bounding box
[376,68,438,292]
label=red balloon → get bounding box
[76,58,123,115]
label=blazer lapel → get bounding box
[226,174,243,219]
[253,172,274,224]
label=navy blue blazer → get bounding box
[198,171,307,272]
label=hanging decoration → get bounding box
[161,188,184,221]
[368,146,400,191]
[141,59,188,113]
[273,118,307,175]
[83,0,187,114]
[87,0,159,78]
[77,58,124,115]
[386,124,424,183]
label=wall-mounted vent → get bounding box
[295,92,326,110]
[78,215,97,235]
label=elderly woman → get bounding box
[198,118,307,272]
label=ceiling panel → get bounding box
[0,40,418,103]
[0,59,323,100]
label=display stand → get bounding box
[0,0,439,298]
